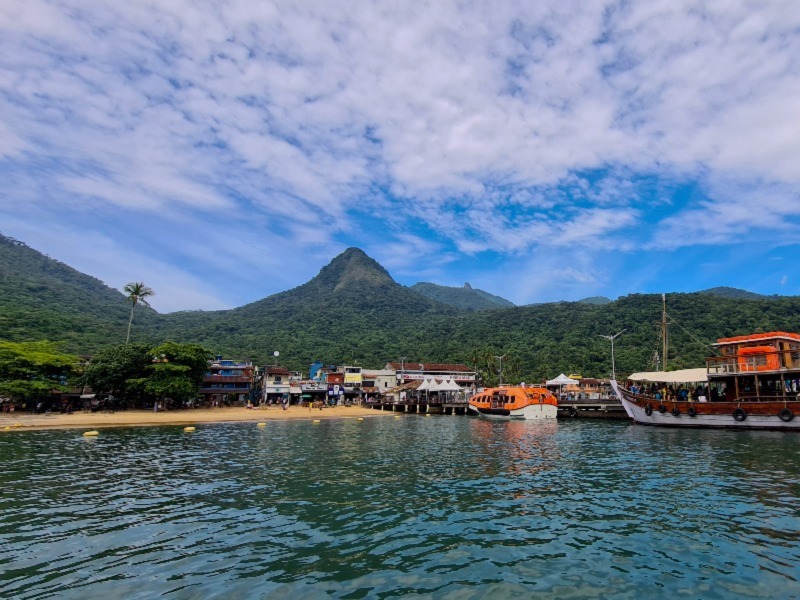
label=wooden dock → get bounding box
[367,398,628,419]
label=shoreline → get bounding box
[0,405,392,432]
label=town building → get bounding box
[362,369,397,400]
[200,357,254,406]
[384,362,476,389]
[262,367,291,404]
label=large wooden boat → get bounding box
[612,331,800,430]
[468,386,558,420]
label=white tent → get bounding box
[441,378,462,391]
[417,378,433,391]
[627,368,707,383]
[546,374,579,386]
[430,379,449,392]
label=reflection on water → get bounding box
[1,418,800,599]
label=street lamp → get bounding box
[494,354,507,386]
[599,330,625,380]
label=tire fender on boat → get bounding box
[671,406,680,417]
[644,405,653,416]
[658,404,667,414]
[733,407,747,422]
[779,408,794,422]
[687,406,697,417]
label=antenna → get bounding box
[599,330,626,380]
[662,294,668,370]
[494,355,507,386]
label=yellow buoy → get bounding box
[13,422,23,427]
[4,426,11,430]
[425,413,432,417]
[313,419,321,423]
[257,422,267,428]
[183,426,196,432]
[394,416,401,419]
[83,430,99,437]
[357,417,364,421]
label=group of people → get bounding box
[627,382,719,402]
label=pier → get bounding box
[367,397,628,419]
[367,399,471,415]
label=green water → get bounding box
[1,416,799,599]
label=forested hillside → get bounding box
[410,282,515,310]
[0,233,157,350]
[2,237,800,381]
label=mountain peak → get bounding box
[312,248,395,291]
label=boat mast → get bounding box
[661,294,668,371]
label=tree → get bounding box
[0,341,78,404]
[146,342,211,407]
[124,282,155,343]
[82,342,153,407]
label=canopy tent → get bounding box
[416,378,434,392]
[440,378,462,391]
[546,374,579,386]
[627,368,708,383]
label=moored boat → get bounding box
[468,386,558,420]
[612,331,800,430]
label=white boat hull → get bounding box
[611,381,800,430]
[468,403,558,420]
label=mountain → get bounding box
[699,287,776,300]
[157,248,459,365]
[4,238,800,380]
[0,233,157,349]
[410,282,515,310]
[578,296,612,305]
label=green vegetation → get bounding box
[0,340,79,403]
[124,282,155,343]
[2,235,800,384]
[699,287,776,300]
[83,341,211,408]
[410,282,515,310]
[578,296,612,305]
[0,233,158,352]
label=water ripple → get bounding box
[1,419,800,598]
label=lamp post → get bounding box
[494,354,507,386]
[599,330,625,380]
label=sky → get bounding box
[1,1,799,313]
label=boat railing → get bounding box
[706,350,800,375]
[625,388,800,403]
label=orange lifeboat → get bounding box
[468,386,558,420]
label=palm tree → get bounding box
[124,282,155,343]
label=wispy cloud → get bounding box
[1,1,799,308]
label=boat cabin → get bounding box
[706,332,800,402]
[708,332,800,374]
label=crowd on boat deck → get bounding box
[625,382,717,402]
[625,379,800,402]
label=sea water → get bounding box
[1,417,799,599]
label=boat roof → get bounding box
[714,331,800,346]
[627,368,708,383]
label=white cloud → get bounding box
[2,0,800,307]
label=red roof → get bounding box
[386,362,472,372]
[716,331,800,345]
[264,367,291,375]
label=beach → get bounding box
[0,404,389,431]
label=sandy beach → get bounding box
[0,405,392,431]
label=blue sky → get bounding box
[1,1,799,312]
